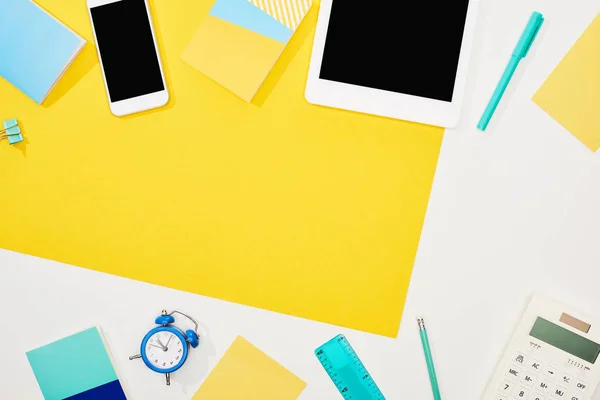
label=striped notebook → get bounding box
[248,0,312,31]
[182,0,312,102]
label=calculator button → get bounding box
[531,394,545,400]
[550,385,568,399]
[568,395,582,400]
[514,386,530,399]
[537,380,551,393]
[520,372,537,387]
[506,364,523,379]
[514,352,528,365]
[498,379,514,395]
[494,395,510,400]
[544,365,558,380]
[529,359,543,372]
[560,373,573,387]
[574,380,588,393]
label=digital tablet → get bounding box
[305,1,480,127]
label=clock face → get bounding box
[142,328,187,372]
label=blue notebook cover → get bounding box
[0,0,85,104]
[27,327,128,400]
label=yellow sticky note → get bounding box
[0,0,443,337]
[182,0,311,103]
[193,337,306,399]
[182,15,285,103]
[533,13,600,151]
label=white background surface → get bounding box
[2,0,600,399]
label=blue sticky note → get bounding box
[26,327,123,400]
[3,119,23,145]
[209,0,292,44]
[0,0,85,104]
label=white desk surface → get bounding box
[2,0,600,399]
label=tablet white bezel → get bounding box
[305,0,480,128]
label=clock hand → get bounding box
[165,335,173,348]
[156,338,167,351]
[149,344,163,350]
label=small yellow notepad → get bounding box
[533,13,600,151]
[193,336,306,399]
[182,0,311,102]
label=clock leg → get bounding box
[166,373,171,386]
[129,354,142,360]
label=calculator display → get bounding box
[530,317,600,364]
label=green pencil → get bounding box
[418,317,442,400]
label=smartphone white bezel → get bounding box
[87,0,169,117]
[305,0,480,128]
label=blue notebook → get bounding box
[0,0,85,104]
[27,327,128,400]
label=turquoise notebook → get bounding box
[0,0,85,104]
[27,327,128,400]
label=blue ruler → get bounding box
[315,334,386,400]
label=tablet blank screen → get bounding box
[319,1,470,102]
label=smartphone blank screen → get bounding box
[319,1,470,102]
[91,0,165,102]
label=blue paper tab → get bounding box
[209,0,292,44]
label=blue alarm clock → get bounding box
[129,310,200,385]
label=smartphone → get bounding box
[87,0,168,116]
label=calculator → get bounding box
[483,294,600,400]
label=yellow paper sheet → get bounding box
[193,336,305,399]
[533,13,600,151]
[0,0,443,337]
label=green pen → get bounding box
[477,11,544,131]
[418,317,442,400]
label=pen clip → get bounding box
[523,17,544,58]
